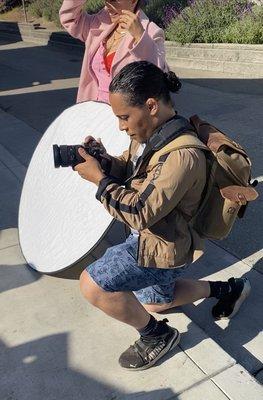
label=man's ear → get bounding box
[146,98,158,115]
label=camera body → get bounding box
[53,140,107,169]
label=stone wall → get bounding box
[165,42,263,78]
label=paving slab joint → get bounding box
[164,360,234,399]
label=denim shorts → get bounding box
[86,234,187,304]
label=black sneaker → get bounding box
[118,319,180,371]
[212,277,251,320]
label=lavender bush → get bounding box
[14,0,263,43]
[143,0,187,29]
[163,4,181,28]
[222,5,263,43]
[165,0,262,44]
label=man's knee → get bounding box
[79,270,104,305]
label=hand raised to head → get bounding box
[119,10,144,43]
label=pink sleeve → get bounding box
[129,23,169,72]
[59,0,95,42]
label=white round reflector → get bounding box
[19,101,129,273]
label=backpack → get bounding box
[149,115,258,240]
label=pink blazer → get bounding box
[59,0,169,103]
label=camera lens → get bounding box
[60,145,71,167]
[53,145,62,168]
[53,145,85,168]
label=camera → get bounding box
[53,140,109,169]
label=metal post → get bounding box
[21,0,28,23]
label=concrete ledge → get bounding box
[166,42,263,77]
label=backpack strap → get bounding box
[149,134,209,165]
[126,117,199,183]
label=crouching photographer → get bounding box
[74,61,251,371]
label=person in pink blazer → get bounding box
[59,0,169,103]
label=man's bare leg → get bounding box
[79,269,183,370]
[144,279,211,313]
[80,271,211,321]
[80,270,150,329]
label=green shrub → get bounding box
[222,7,263,43]
[42,6,52,21]
[28,1,43,18]
[84,0,104,14]
[28,0,62,26]
[165,0,262,44]
[28,0,105,26]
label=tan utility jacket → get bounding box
[96,130,207,268]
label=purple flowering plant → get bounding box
[163,4,181,27]
[235,1,253,18]
[165,0,262,44]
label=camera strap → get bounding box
[126,115,195,183]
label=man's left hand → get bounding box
[74,148,106,186]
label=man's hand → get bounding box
[74,148,106,186]
[84,135,107,155]
[119,10,144,43]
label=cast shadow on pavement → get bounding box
[0,40,82,92]
[0,263,41,293]
[0,333,180,400]
[0,22,22,45]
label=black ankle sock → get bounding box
[209,281,231,299]
[138,315,169,337]
[138,315,157,337]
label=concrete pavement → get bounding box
[1,222,262,399]
[0,37,263,398]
